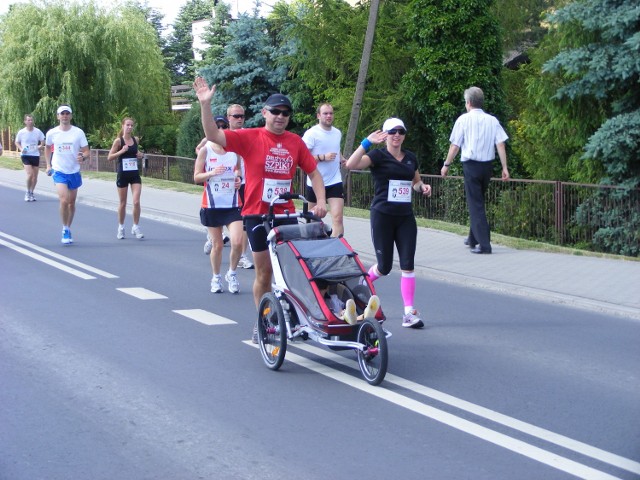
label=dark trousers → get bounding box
[463,160,493,252]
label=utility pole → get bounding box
[343,0,380,158]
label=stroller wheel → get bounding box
[356,319,388,385]
[257,292,287,370]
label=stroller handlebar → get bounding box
[243,193,323,233]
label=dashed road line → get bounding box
[173,309,237,325]
[117,287,168,300]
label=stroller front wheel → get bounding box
[356,319,388,385]
[257,292,287,370]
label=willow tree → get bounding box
[0,0,170,143]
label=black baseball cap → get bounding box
[264,93,292,110]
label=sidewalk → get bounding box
[2,167,638,320]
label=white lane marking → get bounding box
[244,341,625,480]
[293,343,640,475]
[0,231,118,278]
[173,309,237,325]
[117,287,167,300]
[0,237,96,280]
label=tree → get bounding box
[540,0,640,255]
[199,1,233,66]
[165,0,216,84]
[0,0,170,148]
[402,0,507,173]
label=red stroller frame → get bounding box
[248,193,390,385]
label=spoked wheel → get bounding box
[356,319,388,385]
[257,292,287,370]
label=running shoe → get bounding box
[29,193,35,202]
[225,271,240,294]
[343,299,357,325]
[238,254,254,269]
[204,235,212,255]
[363,295,380,319]
[131,225,144,239]
[402,309,424,328]
[61,229,72,245]
[252,323,259,344]
[24,192,30,202]
[222,232,230,245]
[210,275,223,293]
[117,226,125,240]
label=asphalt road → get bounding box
[1,185,639,480]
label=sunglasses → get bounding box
[230,114,245,119]
[216,124,228,129]
[387,128,406,135]
[266,108,292,117]
[59,111,71,115]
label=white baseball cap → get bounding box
[57,105,72,114]
[382,117,406,132]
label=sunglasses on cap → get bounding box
[229,114,245,119]
[266,107,292,117]
[387,128,406,135]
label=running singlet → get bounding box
[117,136,139,174]
[201,143,240,209]
[224,128,317,215]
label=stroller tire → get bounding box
[356,319,388,385]
[257,292,287,370]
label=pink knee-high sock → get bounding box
[400,272,416,307]
[367,265,381,282]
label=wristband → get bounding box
[413,181,424,193]
[443,163,451,167]
[360,138,372,152]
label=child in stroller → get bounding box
[316,278,381,325]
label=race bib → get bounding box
[209,172,236,199]
[387,179,412,203]
[24,143,37,155]
[262,178,291,203]
[122,158,138,171]
[56,142,73,154]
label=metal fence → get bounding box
[83,151,639,256]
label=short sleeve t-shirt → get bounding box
[368,148,418,216]
[224,128,317,215]
[16,128,45,156]
[45,126,88,174]
[302,125,343,187]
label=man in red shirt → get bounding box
[193,77,327,324]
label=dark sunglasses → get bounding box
[387,128,406,135]
[216,123,228,129]
[266,108,292,117]
[59,111,71,115]
[230,114,245,119]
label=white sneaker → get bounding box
[117,226,125,239]
[225,271,239,294]
[363,295,380,319]
[343,299,357,325]
[204,235,212,255]
[29,193,35,202]
[238,254,254,269]
[24,192,30,202]
[131,225,144,239]
[211,275,223,293]
[402,309,424,328]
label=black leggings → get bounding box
[370,209,417,275]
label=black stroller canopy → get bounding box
[291,238,364,282]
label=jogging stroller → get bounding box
[247,193,390,385]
